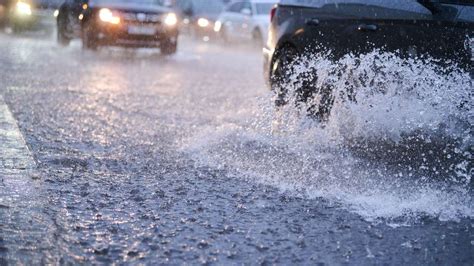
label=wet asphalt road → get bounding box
[0,31,473,265]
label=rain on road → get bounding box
[0,32,472,264]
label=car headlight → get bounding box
[197,18,209,28]
[99,8,120,24]
[213,20,222,32]
[164,12,177,26]
[16,1,32,16]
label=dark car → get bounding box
[57,0,179,54]
[264,0,474,119]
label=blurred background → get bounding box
[0,0,276,46]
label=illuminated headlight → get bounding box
[213,20,222,32]
[16,1,32,16]
[99,8,120,24]
[164,12,177,26]
[53,9,59,17]
[197,17,209,28]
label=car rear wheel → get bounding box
[270,45,334,120]
[270,45,299,106]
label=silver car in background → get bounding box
[214,0,276,45]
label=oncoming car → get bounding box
[56,0,179,54]
[215,0,277,45]
[1,0,60,31]
[264,0,474,119]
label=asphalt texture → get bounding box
[0,31,472,265]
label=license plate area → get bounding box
[128,25,156,35]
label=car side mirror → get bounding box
[241,8,252,16]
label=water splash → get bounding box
[182,51,473,223]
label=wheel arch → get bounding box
[270,39,299,75]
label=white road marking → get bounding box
[0,95,35,174]
[0,96,49,263]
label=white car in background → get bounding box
[214,0,276,45]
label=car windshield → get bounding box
[190,1,226,16]
[255,3,274,15]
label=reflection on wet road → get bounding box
[0,33,472,264]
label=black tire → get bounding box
[11,22,24,33]
[270,45,299,106]
[57,26,70,46]
[252,29,263,47]
[161,38,177,55]
[270,45,334,120]
[58,31,71,46]
[57,15,71,46]
[82,25,98,50]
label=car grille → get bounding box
[122,12,162,23]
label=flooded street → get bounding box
[0,32,472,264]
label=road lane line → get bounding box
[0,95,35,174]
[0,95,49,264]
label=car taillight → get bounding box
[270,5,277,22]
